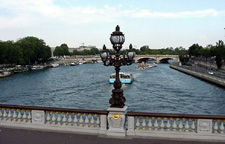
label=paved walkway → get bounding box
[0,126,224,144]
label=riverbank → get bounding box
[170,63,225,88]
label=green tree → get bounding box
[54,46,64,56]
[0,41,8,64]
[60,43,70,55]
[188,44,203,57]
[140,45,150,54]
[16,36,51,64]
[214,40,225,69]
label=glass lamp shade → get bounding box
[100,51,109,62]
[127,51,135,61]
[110,25,125,51]
[110,35,125,46]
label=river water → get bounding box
[0,63,225,115]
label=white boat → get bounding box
[208,71,214,75]
[136,62,157,70]
[31,65,44,70]
[0,71,11,78]
[109,72,134,84]
[70,63,78,66]
[51,63,59,68]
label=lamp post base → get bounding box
[107,106,127,137]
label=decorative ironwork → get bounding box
[100,25,135,108]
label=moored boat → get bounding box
[31,65,44,70]
[70,63,78,66]
[51,63,59,68]
[0,70,11,78]
[13,65,29,73]
[109,72,134,84]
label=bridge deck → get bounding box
[0,126,223,144]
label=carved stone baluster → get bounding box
[220,120,224,134]
[0,108,2,120]
[178,118,183,132]
[90,114,95,127]
[136,116,140,130]
[166,118,171,131]
[51,111,56,124]
[184,118,190,132]
[73,113,78,126]
[57,112,62,125]
[214,120,218,133]
[46,111,51,124]
[22,109,27,122]
[79,113,84,127]
[160,117,165,131]
[96,114,100,127]
[62,112,67,125]
[17,109,22,122]
[68,112,72,126]
[27,110,32,123]
[154,117,159,131]
[3,108,7,120]
[191,119,196,132]
[142,117,146,130]
[7,108,12,121]
[12,109,17,121]
[172,118,177,131]
[148,117,152,130]
[85,113,89,127]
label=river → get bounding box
[0,63,225,115]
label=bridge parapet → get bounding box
[135,55,180,63]
[0,104,225,141]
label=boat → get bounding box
[208,71,214,75]
[136,62,157,70]
[51,63,59,68]
[31,65,44,70]
[70,63,78,66]
[13,65,29,73]
[0,70,11,78]
[109,72,134,84]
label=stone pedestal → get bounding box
[107,106,127,137]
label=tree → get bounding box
[140,46,150,54]
[54,46,64,56]
[214,40,225,69]
[188,44,203,57]
[60,43,70,55]
[16,36,51,64]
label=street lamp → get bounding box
[100,25,135,108]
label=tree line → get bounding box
[188,40,225,69]
[53,45,188,56]
[0,36,51,65]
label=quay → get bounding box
[170,62,225,88]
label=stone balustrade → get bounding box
[0,104,108,135]
[127,111,225,141]
[1,104,225,141]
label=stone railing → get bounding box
[127,111,225,141]
[1,104,225,141]
[0,104,108,135]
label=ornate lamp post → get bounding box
[100,25,135,108]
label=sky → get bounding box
[0,0,225,49]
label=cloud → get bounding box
[0,0,224,29]
[132,9,220,18]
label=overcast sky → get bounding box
[0,0,225,49]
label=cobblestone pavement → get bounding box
[0,126,224,144]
